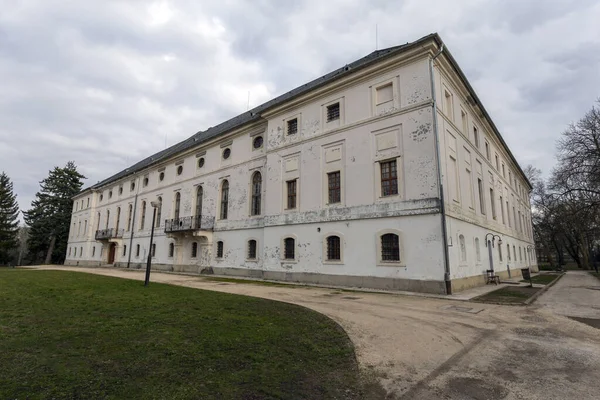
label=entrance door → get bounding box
[108,243,116,264]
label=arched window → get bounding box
[519,246,522,261]
[507,243,511,261]
[115,207,121,231]
[191,242,198,258]
[127,205,133,231]
[475,238,481,262]
[251,172,262,216]
[217,241,224,258]
[248,240,257,259]
[140,201,146,230]
[326,236,341,261]
[284,238,296,260]
[156,197,162,228]
[136,244,140,257]
[97,212,101,230]
[105,210,110,229]
[196,187,203,217]
[174,192,181,220]
[220,180,229,220]
[381,233,400,261]
[123,245,127,257]
[459,234,466,262]
[169,243,174,258]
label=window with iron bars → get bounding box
[326,236,341,261]
[381,233,400,261]
[326,103,340,122]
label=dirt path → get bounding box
[29,266,600,399]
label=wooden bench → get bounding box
[486,270,501,285]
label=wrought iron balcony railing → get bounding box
[95,228,125,240]
[164,215,215,233]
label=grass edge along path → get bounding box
[0,269,384,400]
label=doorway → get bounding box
[108,243,116,264]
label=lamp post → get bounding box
[145,201,160,287]
[484,233,502,273]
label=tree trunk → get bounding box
[44,236,56,265]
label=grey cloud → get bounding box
[0,0,599,215]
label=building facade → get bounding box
[65,33,537,294]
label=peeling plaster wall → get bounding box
[66,55,448,292]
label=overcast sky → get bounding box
[1,0,599,213]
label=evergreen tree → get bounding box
[0,172,20,265]
[23,162,86,264]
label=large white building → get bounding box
[65,33,537,294]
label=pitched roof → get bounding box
[87,33,439,191]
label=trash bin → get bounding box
[521,268,531,281]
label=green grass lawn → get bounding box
[474,286,541,305]
[520,274,560,285]
[0,269,377,399]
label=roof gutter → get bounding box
[429,43,452,295]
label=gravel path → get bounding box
[29,266,600,399]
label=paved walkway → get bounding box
[536,270,600,319]
[27,266,600,399]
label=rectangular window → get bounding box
[490,188,496,220]
[485,141,490,160]
[507,244,511,261]
[136,244,140,257]
[248,240,257,260]
[478,178,485,214]
[502,163,506,178]
[326,236,341,261]
[448,156,459,202]
[326,103,340,122]
[465,168,474,209]
[123,245,127,257]
[327,171,341,204]
[495,154,499,170]
[473,126,480,148]
[217,241,224,258]
[507,200,511,227]
[380,160,398,196]
[151,243,156,257]
[376,83,393,104]
[444,90,453,119]
[284,238,295,260]
[500,196,505,224]
[287,118,298,135]
[461,110,468,134]
[286,180,297,209]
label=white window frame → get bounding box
[280,234,298,263]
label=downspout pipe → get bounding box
[429,43,452,295]
[126,193,138,269]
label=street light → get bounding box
[145,200,161,287]
[484,233,502,247]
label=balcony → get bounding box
[164,215,215,233]
[95,228,124,240]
